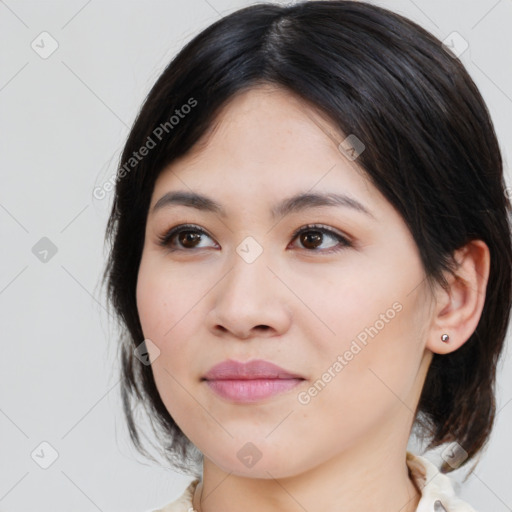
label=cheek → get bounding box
[294,254,424,366]
[301,261,427,422]
[136,254,198,343]
[135,254,208,383]
[136,261,199,427]
[292,302,424,459]
[136,263,166,341]
[136,257,187,378]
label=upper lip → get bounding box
[203,359,304,380]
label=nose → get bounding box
[207,250,292,340]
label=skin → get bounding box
[136,84,490,512]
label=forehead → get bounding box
[151,85,383,214]
[182,84,345,164]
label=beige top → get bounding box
[150,452,477,512]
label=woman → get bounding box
[102,2,512,511]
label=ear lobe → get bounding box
[426,240,490,355]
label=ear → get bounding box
[426,240,490,355]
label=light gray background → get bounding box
[1,0,511,511]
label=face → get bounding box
[136,85,434,479]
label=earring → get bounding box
[441,334,450,342]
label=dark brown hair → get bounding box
[101,1,512,476]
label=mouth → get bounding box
[202,359,305,403]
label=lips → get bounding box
[202,359,305,403]
[203,359,304,380]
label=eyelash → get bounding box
[157,223,353,254]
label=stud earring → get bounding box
[441,334,450,342]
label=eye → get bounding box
[157,224,217,251]
[289,224,352,253]
[157,223,352,253]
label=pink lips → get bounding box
[202,359,304,403]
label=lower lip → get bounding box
[205,378,303,402]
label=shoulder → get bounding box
[406,452,478,512]
[149,478,200,512]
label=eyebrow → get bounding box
[151,190,375,220]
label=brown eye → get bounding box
[158,223,352,254]
[178,231,203,248]
[299,231,323,250]
[290,225,352,253]
[157,224,217,251]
